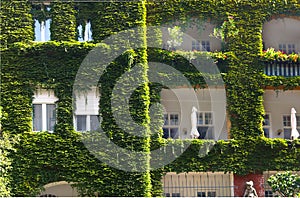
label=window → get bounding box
[197,112,213,139]
[197,192,206,197]
[279,43,295,54]
[265,190,273,197]
[197,191,216,197]
[163,113,179,139]
[263,114,271,138]
[77,20,93,42]
[33,104,56,132]
[201,41,211,51]
[207,192,216,197]
[192,40,201,51]
[75,115,100,132]
[283,115,300,139]
[171,193,180,197]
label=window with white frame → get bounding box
[197,112,213,139]
[33,104,56,132]
[163,113,179,139]
[77,20,93,42]
[192,40,201,51]
[263,114,271,138]
[75,115,100,132]
[197,191,216,197]
[201,40,211,51]
[279,43,296,54]
[283,114,300,139]
[32,89,58,132]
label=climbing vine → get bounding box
[1,0,300,197]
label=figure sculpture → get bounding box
[243,181,258,197]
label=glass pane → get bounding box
[283,115,291,127]
[172,193,180,197]
[33,104,42,131]
[77,115,86,131]
[197,126,208,139]
[263,128,270,138]
[208,192,216,197]
[170,128,179,139]
[164,114,168,125]
[263,114,270,126]
[197,113,203,125]
[90,115,100,131]
[163,128,170,138]
[296,116,300,126]
[47,104,56,131]
[284,128,291,139]
[170,114,178,125]
[197,192,206,197]
[205,112,212,125]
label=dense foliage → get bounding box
[268,171,300,197]
[1,0,300,197]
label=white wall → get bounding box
[161,88,228,140]
[33,89,58,104]
[74,87,100,115]
[263,17,300,52]
[263,89,300,138]
[162,22,222,51]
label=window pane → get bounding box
[172,193,180,197]
[90,115,100,131]
[284,128,291,139]
[197,192,206,197]
[283,115,291,127]
[170,114,179,125]
[263,114,270,126]
[197,113,203,125]
[205,113,212,125]
[263,128,270,138]
[163,128,170,138]
[164,114,169,125]
[170,128,179,139]
[197,126,208,139]
[77,115,86,131]
[47,104,56,131]
[33,104,42,131]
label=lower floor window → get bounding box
[76,115,100,131]
[163,113,179,139]
[163,127,179,139]
[197,126,214,139]
[265,190,273,197]
[33,104,56,132]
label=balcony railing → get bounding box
[264,61,300,77]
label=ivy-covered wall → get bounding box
[1,0,300,197]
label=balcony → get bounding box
[264,61,300,77]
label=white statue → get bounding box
[243,181,258,197]
[190,106,200,139]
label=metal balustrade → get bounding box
[264,62,300,77]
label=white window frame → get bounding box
[282,114,300,139]
[263,113,271,138]
[163,112,180,139]
[197,111,214,139]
